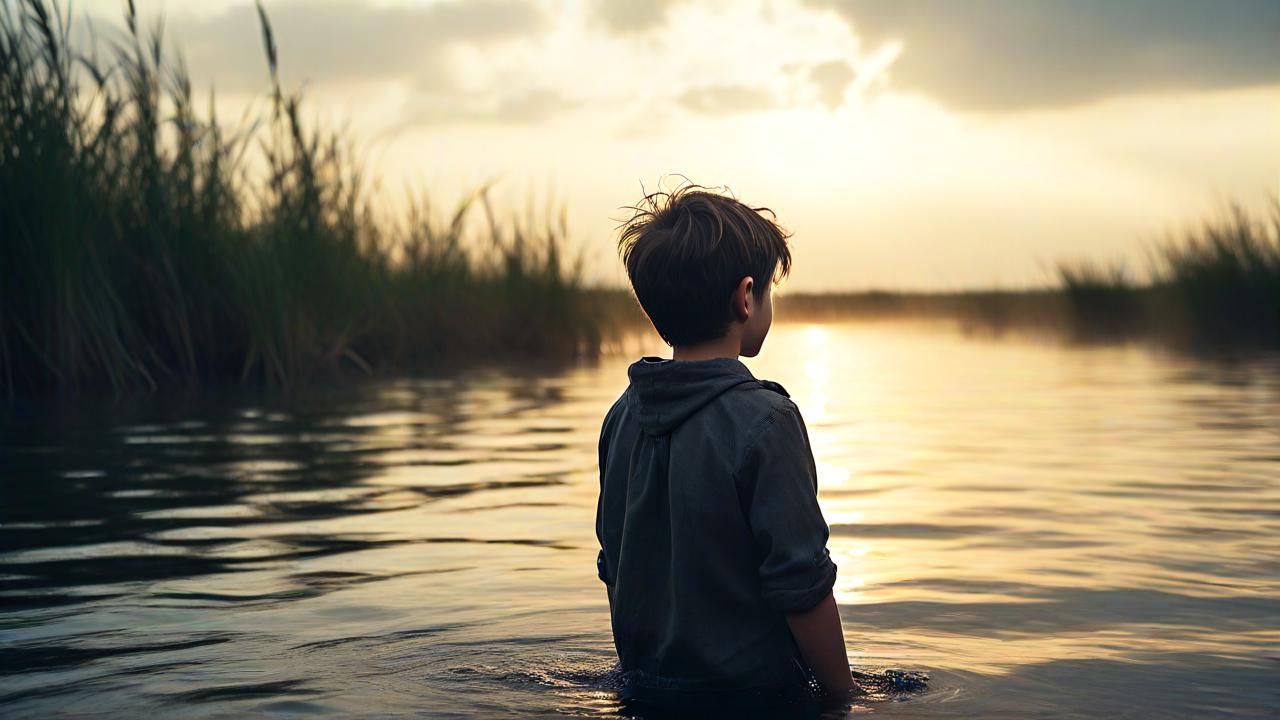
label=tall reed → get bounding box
[1,0,599,396]
[1153,202,1280,346]
[1056,202,1280,346]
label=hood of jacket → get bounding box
[626,356,770,436]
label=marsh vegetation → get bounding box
[1,0,599,395]
[780,202,1280,348]
[3,0,1275,398]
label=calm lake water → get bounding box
[3,322,1278,718]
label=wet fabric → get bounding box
[595,356,837,692]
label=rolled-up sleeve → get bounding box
[738,403,837,613]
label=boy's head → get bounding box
[617,184,792,357]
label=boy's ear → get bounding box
[731,275,753,322]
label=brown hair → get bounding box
[617,183,792,347]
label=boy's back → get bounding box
[595,355,836,692]
[595,182,859,701]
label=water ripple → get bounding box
[2,324,1277,718]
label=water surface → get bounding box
[3,323,1278,718]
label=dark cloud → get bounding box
[130,0,547,93]
[807,59,857,110]
[592,0,687,35]
[677,84,779,114]
[808,0,1280,110]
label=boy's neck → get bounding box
[672,333,741,362]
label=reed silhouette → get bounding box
[779,202,1280,349]
[0,0,598,396]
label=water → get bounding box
[2,323,1278,718]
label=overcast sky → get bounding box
[84,0,1279,290]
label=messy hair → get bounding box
[617,182,792,347]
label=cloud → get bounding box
[681,59,858,116]
[677,83,780,114]
[401,87,580,127]
[137,0,547,93]
[806,59,857,110]
[490,88,573,124]
[592,0,687,35]
[808,0,1280,110]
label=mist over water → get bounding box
[2,323,1278,718]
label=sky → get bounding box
[83,0,1279,290]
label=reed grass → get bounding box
[1052,202,1280,346]
[1055,261,1145,340]
[1153,202,1280,346]
[780,201,1280,349]
[1,0,601,395]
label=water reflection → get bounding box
[2,323,1278,718]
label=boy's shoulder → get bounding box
[726,377,798,426]
[599,387,632,439]
[727,378,807,446]
[753,378,792,403]
[602,374,799,432]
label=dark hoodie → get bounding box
[595,356,837,695]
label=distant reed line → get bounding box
[0,0,621,395]
[780,201,1280,349]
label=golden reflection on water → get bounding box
[740,323,1280,681]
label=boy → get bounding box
[595,185,865,707]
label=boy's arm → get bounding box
[785,591,861,695]
[740,403,864,695]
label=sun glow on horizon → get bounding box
[85,0,1279,290]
